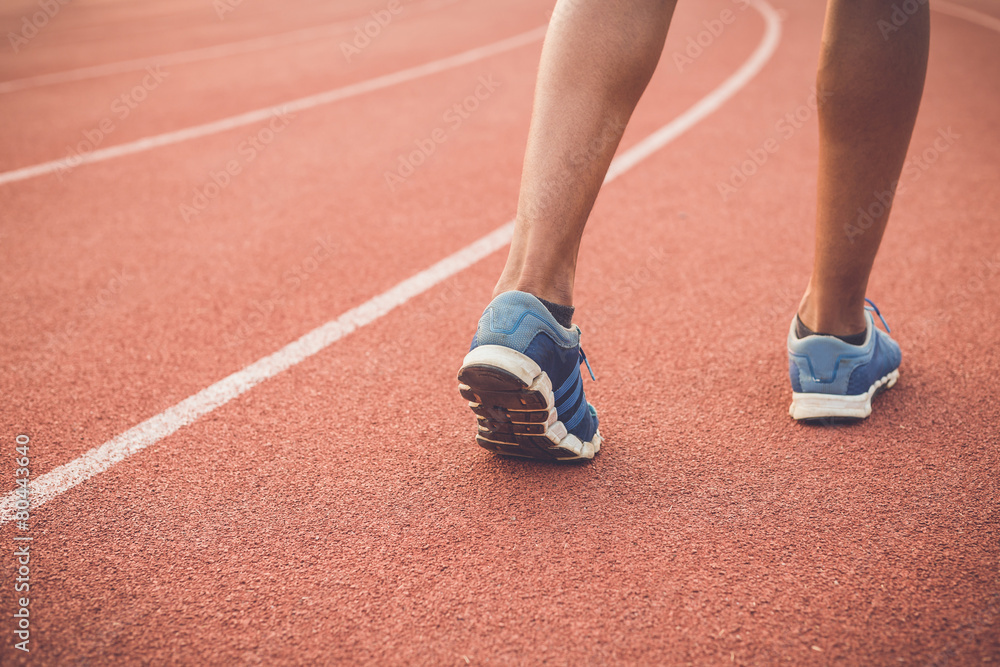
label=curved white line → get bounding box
[0,0,783,524]
[932,0,1000,33]
[0,24,547,187]
[0,0,464,95]
[605,0,782,182]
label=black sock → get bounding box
[795,315,867,346]
[538,297,574,328]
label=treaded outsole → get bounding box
[789,369,899,421]
[458,345,601,461]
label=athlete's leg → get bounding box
[493,0,678,307]
[799,0,929,336]
[459,0,676,460]
[787,0,928,421]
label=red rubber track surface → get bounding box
[1,0,998,664]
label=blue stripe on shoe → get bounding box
[555,376,583,415]
[554,370,581,405]
[564,396,589,431]
[558,383,586,424]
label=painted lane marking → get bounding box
[0,0,783,524]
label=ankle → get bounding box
[493,274,574,308]
[797,292,866,337]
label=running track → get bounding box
[1,0,998,663]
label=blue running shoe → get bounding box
[457,291,602,460]
[787,300,901,421]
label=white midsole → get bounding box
[460,344,601,459]
[789,369,899,420]
[462,344,542,388]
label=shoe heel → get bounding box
[458,346,592,460]
[789,369,899,421]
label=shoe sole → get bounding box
[789,368,899,421]
[457,345,601,461]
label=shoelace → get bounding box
[864,298,891,333]
[580,349,597,382]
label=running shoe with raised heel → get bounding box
[787,300,901,421]
[457,291,602,460]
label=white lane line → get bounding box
[604,0,781,183]
[0,24,546,187]
[0,0,463,95]
[933,0,1000,33]
[0,0,782,525]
